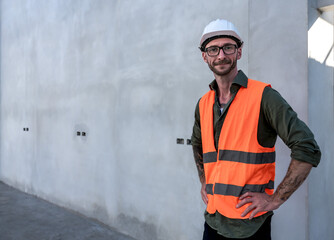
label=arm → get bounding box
[237,87,320,219]
[191,100,208,204]
[192,144,205,184]
[192,144,208,205]
[273,159,312,203]
[237,159,312,219]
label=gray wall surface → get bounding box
[0,0,330,239]
[308,1,334,239]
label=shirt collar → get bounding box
[209,70,248,92]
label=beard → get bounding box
[207,57,237,76]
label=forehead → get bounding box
[206,38,237,47]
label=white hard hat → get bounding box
[199,19,243,51]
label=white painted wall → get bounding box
[0,0,327,239]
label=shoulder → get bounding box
[262,87,289,107]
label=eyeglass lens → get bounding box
[206,45,237,56]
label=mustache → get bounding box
[213,59,231,66]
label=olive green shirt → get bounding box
[191,70,321,238]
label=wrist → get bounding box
[269,194,284,210]
[200,175,206,184]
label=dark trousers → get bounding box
[203,216,272,240]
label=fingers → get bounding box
[236,196,252,208]
[249,208,260,220]
[200,182,208,205]
[237,192,272,219]
[201,188,208,205]
[239,191,253,200]
[237,192,259,219]
[201,194,208,205]
[241,204,257,218]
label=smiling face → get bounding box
[202,38,242,77]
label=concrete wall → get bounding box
[0,1,247,239]
[308,1,334,239]
[0,0,324,239]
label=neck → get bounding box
[214,69,238,104]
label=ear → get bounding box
[237,48,242,60]
[202,52,208,63]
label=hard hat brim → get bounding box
[200,30,243,50]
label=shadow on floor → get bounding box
[0,181,137,240]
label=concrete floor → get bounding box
[0,181,136,240]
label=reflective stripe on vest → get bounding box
[199,79,275,219]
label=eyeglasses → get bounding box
[205,44,238,57]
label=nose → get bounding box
[217,48,226,59]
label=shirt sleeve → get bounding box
[262,87,321,167]
[191,99,202,147]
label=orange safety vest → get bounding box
[199,79,275,219]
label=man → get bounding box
[191,19,321,240]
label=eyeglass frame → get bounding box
[204,44,238,57]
